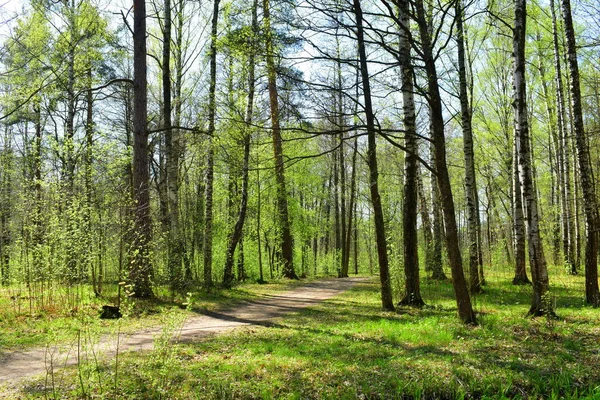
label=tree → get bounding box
[398,0,424,307]
[352,0,394,311]
[456,0,482,294]
[130,0,153,298]
[512,127,529,285]
[560,0,600,306]
[429,146,446,281]
[160,0,185,292]
[203,0,220,289]
[0,129,13,286]
[263,0,297,280]
[549,0,576,275]
[412,0,476,324]
[223,0,259,288]
[343,136,359,277]
[513,0,551,315]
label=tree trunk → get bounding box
[353,201,359,275]
[513,0,551,316]
[353,0,394,311]
[0,130,12,286]
[32,106,44,287]
[333,140,340,275]
[337,49,348,278]
[430,148,446,281]
[64,0,78,283]
[338,133,348,278]
[263,0,297,279]
[560,0,600,306]
[130,0,153,298]
[456,0,481,294]
[164,0,184,292]
[173,0,189,282]
[343,137,358,277]
[256,148,265,283]
[85,68,98,295]
[398,0,424,307]
[512,130,529,285]
[415,0,475,324]
[203,0,220,289]
[535,31,561,267]
[417,166,434,274]
[223,0,258,288]
[550,0,575,275]
[563,53,582,272]
[64,0,76,190]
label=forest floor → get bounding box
[2,268,600,399]
[0,276,366,398]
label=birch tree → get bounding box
[513,0,551,315]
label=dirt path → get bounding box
[0,277,366,394]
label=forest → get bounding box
[0,0,600,397]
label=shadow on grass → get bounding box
[17,275,600,399]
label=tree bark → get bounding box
[173,0,189,281]
[550,0,575,275]
[263,0,297,279]
[560,0,600,305]
[223,0,258,288]
[535,31,561,267]
[64,0,78,283]
[32,104,44,282]
[512,130,529,285]
[456,0,482,294]
[415,0,475,324]
[352,0,394,311]
[130,0,153,298]
[430,147,446,281]
[0,130,12,286]
[333,139,340,275]
[163,0,184,292]
[256,153,265,283]
[513,0,551,316]
[398,0,424,307]
[417,166,434,274]
[203,0,220,289]
[64,0,77,190]
[85,68,98,295]
[343,137,358,277]
[336,47,348,278]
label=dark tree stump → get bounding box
[100,305,122,319]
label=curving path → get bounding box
[0,277,366,395]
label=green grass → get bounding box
[6,267,600,399]
[0,277,314,350]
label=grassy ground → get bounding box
[0,277,313,351]
[6,266,600,399]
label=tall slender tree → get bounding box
[263,0,297,279]
[550,0,575,275]
[398,0,424,307]
[223,0,259,288]
[352,0,394,311]
[130,0,153,298]
[413,0,476,323]
[513,0,551,315]
[512,130,529,285]
[203,0,220,288]
[560,0,600,305]
[163,0,184,292]
[456,0,482,294]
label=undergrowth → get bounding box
[3,267,600,399]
